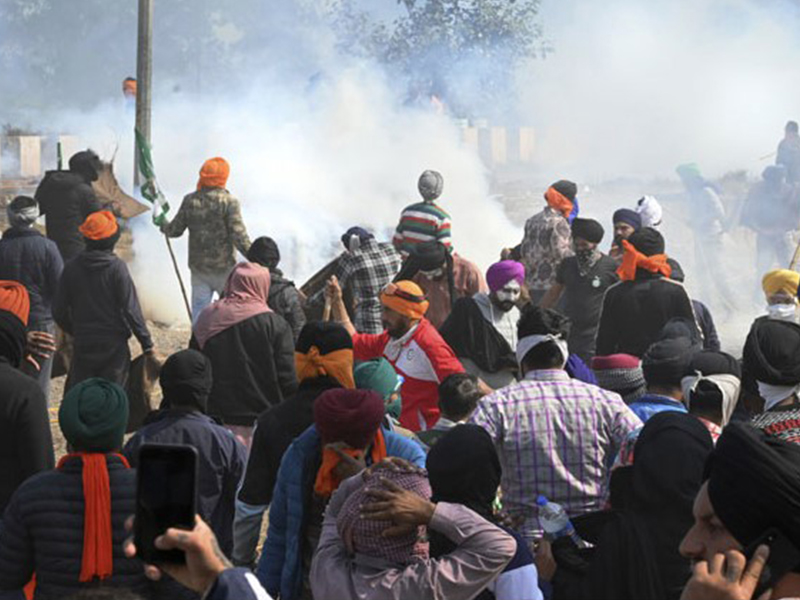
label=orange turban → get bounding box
[544,186,574,220]
[380,281,429,320]
[79,210,119,241]
[617,239,672,282]
[197,157,230,190]
[122,78,137,98]
[0,281,30,325]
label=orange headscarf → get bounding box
[79,210,118,241]
[197,157,230,190]
[617,239,672,281]
[314,429,387,497]
[544,186,574,220]
[380,281,429,320]
[0,280,30,326]
[57,452,131,582]
[295,347,355,389]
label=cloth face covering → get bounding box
[575,247,601,277]
[768,303,799,323]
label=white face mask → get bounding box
[420,268,444,280]
[768,303,799,322]
[495,281,522,304]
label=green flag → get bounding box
[135,128,170,226]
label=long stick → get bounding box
[790,235,800,271]
[164,234,193,322]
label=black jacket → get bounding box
[693,299,721,352]
[0,360,54,514]
[238,377,340,506]
[191,313,297,426]
[268,272,306,343]
[123,410,247,556]
[0,454,151,600]
[53,250,152,351]
[35,170,103,261]
[0,228,64,325]
[595,272,697,358]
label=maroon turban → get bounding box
[486,260,525,293]
[337,469,432,564]
[314,389,385,449]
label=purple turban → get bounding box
[337,469,432,564]
[486,261,525,293]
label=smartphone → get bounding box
[134,443,198,564]
[744,528,800,597]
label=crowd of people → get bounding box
[1,137,800,600]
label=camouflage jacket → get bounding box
[519,206,573,292]
[161,187,251,274]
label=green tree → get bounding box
[330,0,550,120]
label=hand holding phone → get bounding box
[134,444,198,564]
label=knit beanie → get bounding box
[592,354,647,403]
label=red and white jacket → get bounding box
[354,318,464,431]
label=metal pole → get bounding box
[134,0,193,323]
[134,0,153,188]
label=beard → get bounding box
[384,321,408,339]
[495,300,516,312]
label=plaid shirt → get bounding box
[336,239,401,334]
[471,369,641,541]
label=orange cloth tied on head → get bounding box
[314,429,387,497]
[295,347,355,389]
[380,280,429,320]
[122,79,137,97]
[197,157,230,190]
[79,210,118,241]
[617,239,672,281]
[0,280,30,326]
[544,186,574,220]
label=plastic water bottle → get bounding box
[536,495,588,548]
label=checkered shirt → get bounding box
[336,239,401,334]
[470,369,641,541]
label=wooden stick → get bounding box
[323,297,332,322]
[163,234,193,322]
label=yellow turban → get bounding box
[762,269,800,298]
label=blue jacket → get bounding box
[0,228,63,325]
[256,425,426,600]
[628,394,687,423]
[123,410,247,557]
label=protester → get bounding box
[742,166,799,280]
[439,260,524,388]
[679,423,800,600]
[397,241,487,329]
[744,316,800,443]
[326,276,466,431]
[417,373,484,448]
[257,389,425,600]
[54,210,155,391]
[161,157,252,320]
[0,195,63,398]
[761,269,800,323]
[777,120,800,183]
[609,208,642,261]
[540,218,618,362]
[427,424,543,600]
[233,321,353,567]
[309,463,517,600]
[682,351,742,442]
[124,515,272,600]
[123,349,247,558]
[512,180,577,305]
[318,226,403,334]
[192,261,296,449]
[393,169,452,256]
[0,378,149,599]
[0,281,54,514]
[595,227,697,357]
[35,149,104,261]
[471,307,641,543]
[246,236,306,342]
[354,357,404,423]
[627,337,694,422]
[676,163,735,310]
[551,412,713,600]
[591,354,647,404]
[636,195,663,229]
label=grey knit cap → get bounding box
[418,170,444,202]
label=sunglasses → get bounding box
[382,282,427,304]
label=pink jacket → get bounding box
[310,474,516,600]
